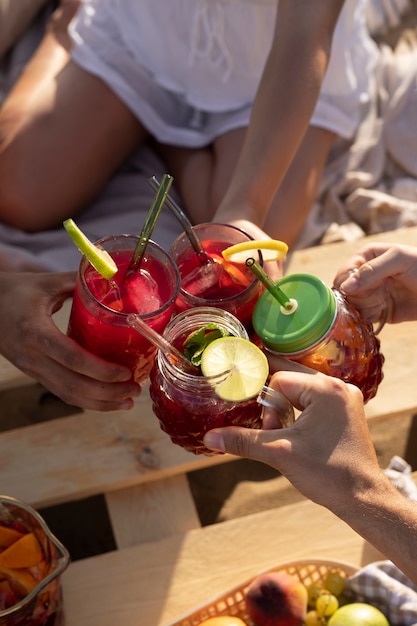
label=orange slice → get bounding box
[0,526,23,549]
[0,533,43,569]
[0,567,38,596]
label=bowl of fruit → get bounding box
[0,494,70,626]
[164,559,391,626]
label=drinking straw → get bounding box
[127,313,199,373]
[129,174,174,271]
[127,314,231,383]
[148,175,213,265]
[245,258,294,311]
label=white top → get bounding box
[70,0,380,147]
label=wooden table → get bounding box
[0,226,416,624]
[62,493,389,626]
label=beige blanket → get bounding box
[296,36,417,249]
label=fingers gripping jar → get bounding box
[252,273,384,403]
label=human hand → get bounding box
[203,360,379,513]
[0,272,140,411]
[333,243,417,325]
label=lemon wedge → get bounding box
[63,218,118,280]
[222,239,288,263]
[200,337,269,402]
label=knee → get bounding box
[0,184,49,232]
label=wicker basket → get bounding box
[164,559,358,626]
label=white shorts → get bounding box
[69,0,380,147]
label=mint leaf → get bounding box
[183,323,232,367]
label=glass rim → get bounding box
[171,222,264,304]
[0,494,70,618]
[79,235,180,320]
[159,306,248,386]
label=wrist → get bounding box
[332,470,405,532]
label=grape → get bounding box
[324,572,345,597]
[305,610,326,626]
[306,583,323,608]
[316,592,339,617]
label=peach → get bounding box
[245,571,308,626]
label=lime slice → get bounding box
[222,239,288,263]
[63,218,118,280]
[200,336,269,402]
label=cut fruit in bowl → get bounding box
[222,239,288,263]
[0,533,43,569]
[200,337,269,402]
[63,218,118,280]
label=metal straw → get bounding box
[148,175,213,265]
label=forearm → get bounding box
[215,0,344,226]
[333,473,417,586]
[0,33,69,118]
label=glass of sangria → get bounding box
[170,223,263,331]
[67,234,180,385]
[0,495,70,626]
[148,307,265,455]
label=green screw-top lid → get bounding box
[252,273,337,353]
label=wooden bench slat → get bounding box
[105,475,201,548]
[0,389,231,509]
[62,495,386,626]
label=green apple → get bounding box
[328,602,390,626]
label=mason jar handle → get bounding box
[257,386,295,428]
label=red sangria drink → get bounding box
[68,235,180,385]
[170,223,263,331]
[149,308,263,455]
[0,495,70,626]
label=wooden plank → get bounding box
[62,495,385,626]
[0,388,232,509]
[105,475,201,548]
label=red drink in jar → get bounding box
[253,273,384,403]
[170,223,263,330]
[68,235,180,385]
[149,308,263,455]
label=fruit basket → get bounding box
[164,559,358,626]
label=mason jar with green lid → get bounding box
[252,273,384,403]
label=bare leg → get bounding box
[0,32,147,231]
[156,127,245,224]
[158,125,334,248]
